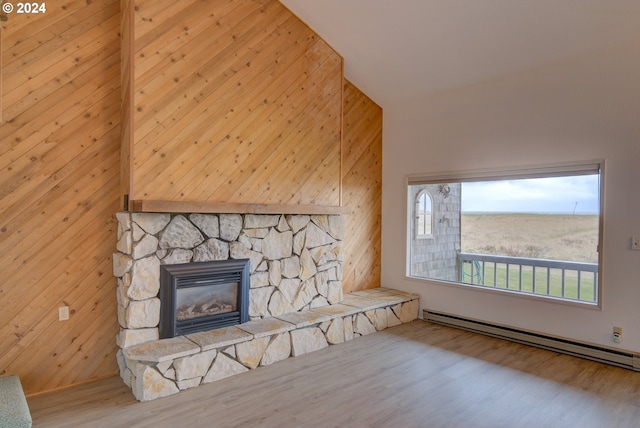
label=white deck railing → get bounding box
[458,253,598,303]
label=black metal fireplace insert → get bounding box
[159,259,250,339]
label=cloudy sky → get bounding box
[461,175,600,214]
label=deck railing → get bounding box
[458,252,598,303]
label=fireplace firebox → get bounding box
[159,259,250,339]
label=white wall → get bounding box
[382,43,640,352]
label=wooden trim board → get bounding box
[129,199,351,215]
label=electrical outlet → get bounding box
[632,236,640,250]
[613,326,622,344]
[58,306,70,321]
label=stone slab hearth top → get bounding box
[354,292,409,306]
[235,318,296,338]
[123,287,419,363]
[339,295,396,311]
[351,287,419,299]
[124,336,200,363]
[275,310,332,328]
[310,303,361,317]
[186,326,253,352]
[343,287,419,309]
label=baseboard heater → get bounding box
[424,310,640,372]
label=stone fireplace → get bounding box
[113,212,345,348]
[113,211,419,401]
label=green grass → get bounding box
[462,262,596,303]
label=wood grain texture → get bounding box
[342,81,383,292]
[27,321,640,428]
[0,1,382,396]
[130,199,350,215]
[120,0,134,204]
[123,0,343,208]
[0,1,121,394]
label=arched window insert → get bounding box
[415,190,433,238]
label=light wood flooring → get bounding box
[27,321,640,427]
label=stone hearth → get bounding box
[112,211,419,401]
[119,288,419,401]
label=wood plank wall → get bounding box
[0,1,381,395]
[342,81,383,292]
[123,0,343,208]
[0,1,121,394]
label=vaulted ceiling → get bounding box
[280,0,640,106]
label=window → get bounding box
[415,190,433,237]
[406,162,603,305]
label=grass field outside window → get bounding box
[462,261,596,302]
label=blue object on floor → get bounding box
[0,375,32,428]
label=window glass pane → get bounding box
[407,169,601,304]
[416,191,432,236]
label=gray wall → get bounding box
[408,183,461,282]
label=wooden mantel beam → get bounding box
[129,200,351,215]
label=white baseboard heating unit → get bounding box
[424,310,640,372]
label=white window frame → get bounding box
[405,160,604,308]
[415,190,434,239]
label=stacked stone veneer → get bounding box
[112,212,420,402]
[113,212,345,348]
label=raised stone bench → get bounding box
[117,288,419,401]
